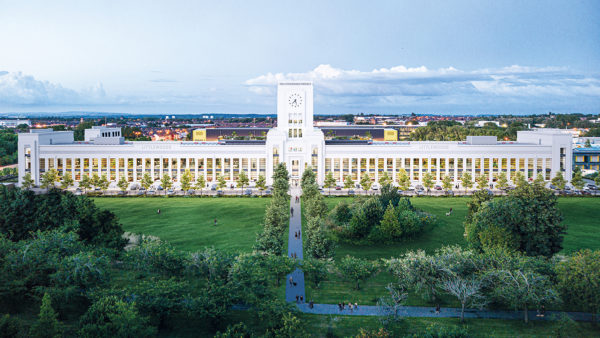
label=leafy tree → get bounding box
[348,197,383,239]
[441,175,453,192]
[22,172,35,189]
[126,239,187,275]
[305,218,335,259]
[91,172,101,190]
[180,170,193,193]
[237,171,249,193]
[496,172,508,190]
[476,174,488,190]
[302,258,331,289]
[492,269,559,323]
[98,174,109,191]
[41,169,59,189]
[422,171,435,194]
[337,255,379,289]
[378,184,400,209]
[441,274,486,323]
[58,172,73,190]
[556,249,600,321]
[324,171,336,195]
[194,175,206,195]
[360,172,372,193]
[253,226,284,255]
[141,172,153,191]
[396,168,410,191]
[30,293,62,338]
[461,172,473,192]
[344,175,355,189]
[267,312,307,338]
[595,174,600,187]
[513,171,528,189]
[79,174,92,192]
[264,254,297,287]
[301,166,316,189]
[551,172,567,191]
[378,171,392,187]
[466,184,565,257]
[388,250,443,302]
[256,174,266,195]
[217,175,227,190]
[378,202,402,239]
[0,314,22,338]
[570,166,584,190]
[272,163,289,191]
[117,176,128,192]
[465,189,493,224]
[214,322,252,338]
[161,173,173,193]
[533,173,546,188]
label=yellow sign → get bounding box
[193,129,207,141]
[384,129,397,141]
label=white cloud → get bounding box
[246,64,600,111]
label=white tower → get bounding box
[266,82,324,185]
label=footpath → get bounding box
[284,191,597,323]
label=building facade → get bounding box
[18,82,573,188]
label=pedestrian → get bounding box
[309,300,314,309]
[296,295,299,303]
[157,209,161,214]
[293,281,297,287]
[342,302,345,310]
[294,231,297,238]
[354,302,358,310]
[214,218,217,226]
[298,229,301,237]
[291,207,294,216]
[289,276,293,286]
[349,303,353,312]
[338,303,342,311]
[435,303,440,314]
[300,296,303,303]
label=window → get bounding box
[575,156,585,162]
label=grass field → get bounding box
[93,196,271,253]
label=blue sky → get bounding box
[0,0,599,114]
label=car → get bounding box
[216,190,224,196]
[136,191,145,195]
[335,186,342,190]
[348,190,355,195]
[146,191,155,195]
[265,189,272,194]
[434,185,442,190]
[157,186,164,190]
[371,184,379,190]
[94,187,101,191]
[244,189,252,196]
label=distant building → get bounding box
[0,119,31,128]
[573,147,600,172]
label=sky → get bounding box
[0,0,599,115]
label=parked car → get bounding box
[244,189,252,196]
[434,185,442,191]
[348,190,355,195]
[371,184,380,190]
[335,186,342,190]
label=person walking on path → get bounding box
[435,304,440,314]
[291,207,294,216]
[289,276,293,286]
[355,302,358,310]
[214,218,217,226]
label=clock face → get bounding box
[288,93,303,108]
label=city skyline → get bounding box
[1,0,599,114]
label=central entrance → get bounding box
[290,158,302,187]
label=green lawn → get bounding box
[93,197,271,253]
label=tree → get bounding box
[441,175,453,192]
[556,249,600,322]
[78,296,156,337]
[21,172,35,189]
[348,197,383,239]
[360,172,372,194]
[388,250,443,302]
[344,175,355,189]
[264,254,297,287]
[305,218,335,259]
[195,175,206,195]
[337,255,379,290]
[595,174,600,187]
[0,314,22,338]
[59,172,74,190]
[551,172,567,191]
[422,171,435,194]
[533,173,546,188]
[461,172,473,192]
[496,172,508,191]
[237,171,249,193]
[268,312,307,338]
[141,172,153,191]
[40,169,59,189]
[513,171,528,189]
[378,171,392,187]
[117,176,128,192]
[91,172,101,190]
[466,184,565,257]
[324,171,336,195]
[256,175,266,195]
[272,163,289,191]
[493,269,559,323]
[79,174,92,192]
[476,174,488,190]
[378,202,402,239]
[302,258,331,289]
[180,170,193,193]
[253,226,284,255]
[571,166,584,190]
[161,173,173,194]
[30,293,62,338]
[397,168,410,191]
[301,166,316,189]
[441,275,486,323]
[98,174,109,191]
[217,175,227,190]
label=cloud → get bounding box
[246,64,600,112]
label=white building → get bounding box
[0,119,31,128]
[18,82,573,188]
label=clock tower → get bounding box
[266,82,324,185]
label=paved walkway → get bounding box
[285,188,305,302]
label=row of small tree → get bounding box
[253,163,290,255]
[302,167,336,260]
